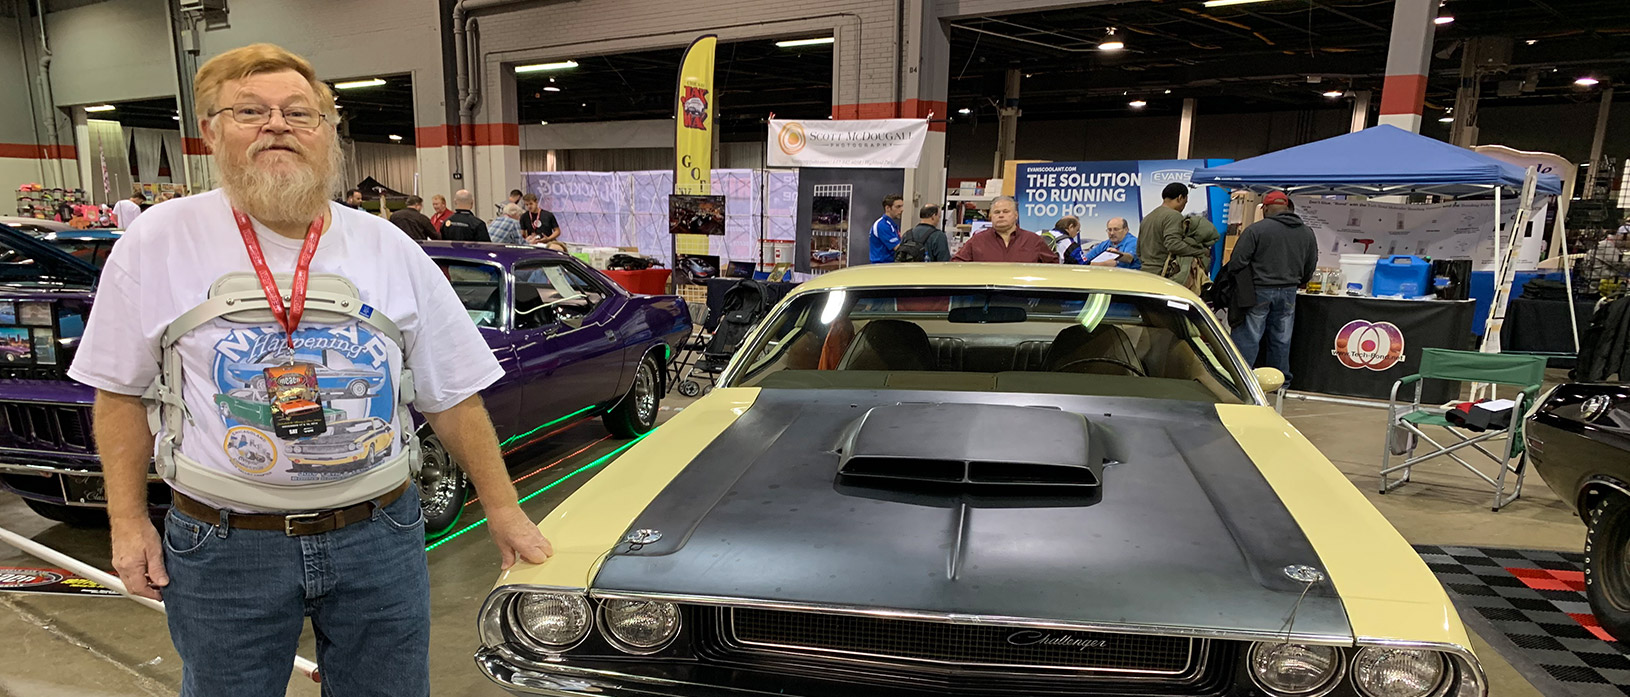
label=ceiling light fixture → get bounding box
[957,107,972,115]
[333,78,385,89]
[1433,15,1454,25]
[1525,39,1537,45]
[1322,90,1344,98]
[83,104,115,112]
[775,37,834,48]
[388,134,403,141]
[1201,0,1276,7]
[1129,99,1147,108]
[1576,76,1601,87]
[543,86,561,92]
[1439,116,1454,123]
[515,60,579,73]
[539,121,549,125]
[1098,27,1124,52]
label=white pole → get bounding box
[0,525,321,681]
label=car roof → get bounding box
[790,263,1200,300]
[43,230,122,240]
[419,240,572,266]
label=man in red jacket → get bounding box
[952,196,1058,263]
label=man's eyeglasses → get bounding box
[208,104,327,129]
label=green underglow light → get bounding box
[499,405,597,448]
[425,430,654,552]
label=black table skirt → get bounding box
[1499,296,1593,362]
[1287,294,1475,403]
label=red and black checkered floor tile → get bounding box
[1416,545,1629,695]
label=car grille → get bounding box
[691,606,1232,695]
[0,402,93,453]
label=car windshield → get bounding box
[44,238,117,269]
[727,287,1250,404]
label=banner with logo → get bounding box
[1013,160,1225,241]
[766,119,928,169]
[0,567,120,597]
[674,35,717,196]
[1287,294,1474,402]
[1293,196,1545,271]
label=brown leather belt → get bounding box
[170,481,411,536]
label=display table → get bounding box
[1287,294,1474,403]
[704,278,800,330]
[1499,296,1593,360]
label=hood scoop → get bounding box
[837,403,1102,496]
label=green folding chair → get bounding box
[1380,348,1548,511]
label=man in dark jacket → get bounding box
[440,189,491,242]
[897,204,950,261]
[389,195,438,241]
[1227,191,1318,379]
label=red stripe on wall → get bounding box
[1379,74,1429,116]
[473,122,519,147]
[415,125,456,148]
[424,123,517,148]
[182,137,209,155]
[831,100,948,132]
[0,143,77,159]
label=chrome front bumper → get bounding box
[475,647,770,697]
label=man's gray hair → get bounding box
[503,203,523,218]
[992,195,1017,207]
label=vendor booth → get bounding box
[1192,125,1564,402]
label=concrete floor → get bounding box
[0,391,1590,696]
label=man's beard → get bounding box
[214,133,343,227]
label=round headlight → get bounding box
[1250,642,1343,695]
[1353,647,1447,697]
[600,599,681,651]
[514,593,592,649]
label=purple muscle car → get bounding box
[0,225,690,536]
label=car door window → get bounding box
[514,261,607,331]
[434,259,502,328]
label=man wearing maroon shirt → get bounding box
[952,196,1058,263]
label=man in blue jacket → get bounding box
[867,194,906,264]
[1081,217,1141,269]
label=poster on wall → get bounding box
[1013,160,1223,241]
[767,119,929,169]
[675,254,719,286]
[810,184,852,273]
[1293,197,1545,270]
[668,195,726,236]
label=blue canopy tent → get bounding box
[1189,125,1562,197]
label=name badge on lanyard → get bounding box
[234,209,330,440]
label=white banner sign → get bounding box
[1293,196,1545,271]
[767,118,928,168]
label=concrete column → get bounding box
[1449,41,1480,147]
[1378,0,1438,132]
[993,68,1020,177]
[471,54,521,211]
[1177,98,1196,159]
[71,107,91,197]
[1350,90,1371,132]
[900,0,949,211]
[1584,87,1614,199]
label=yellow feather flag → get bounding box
[674,35,717,196]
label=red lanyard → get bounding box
[233,209,324,350]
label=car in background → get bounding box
[0,217,74,236]
[214,388,345,431]
[1527,382,1630,639]
[478,263,1488,697]
[0,226,691,536]
[286,417,394,471]
[40,230,122,269]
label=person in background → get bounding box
[489,203,525,245]
[868,194,906,264]
[1227,191,1318,381]
[519,193,562,249]
[155,191,177,204]
[428,194,452,235]
[1044,216,1086,264]
[952,196,1058,263]
[896,204,950,262]
[1083,217,1141,269]
[389,195,438,242]
[112,189,146,228]
[440,189,490,242]
[1136,183,1191,273]
[498,189,522,218]
[342,188,363,209]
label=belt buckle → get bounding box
[284,511,323,536]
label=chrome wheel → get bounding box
[634,359,658,427]
[417,436,460,522]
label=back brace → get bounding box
[145,272,420,511]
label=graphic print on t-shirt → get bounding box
[211,323,396,481]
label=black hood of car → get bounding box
[0,223,100,289]
[592,388,1352,641]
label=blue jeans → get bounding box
[163,486,430,697]
[1231,285,1298,382]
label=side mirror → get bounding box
[1253,367,1285,394]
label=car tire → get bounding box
[23,499,108,528]
[347,380,369,398]
[418,433,468,540]
[603,355,660,438]
[677,380,701,398]
[1585,495,1630,640]
[250,375,267,392]
[218,402,232,419]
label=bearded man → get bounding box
[67,44,550,697]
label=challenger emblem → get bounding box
[1006,630,1109,651]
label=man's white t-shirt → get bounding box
[68,189,503,511]
[112,199,142,229]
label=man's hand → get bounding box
[1090,259,1119,268]
[110,518,168,601]
[486,504,553,570]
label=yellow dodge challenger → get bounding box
[477,264,1486,697]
